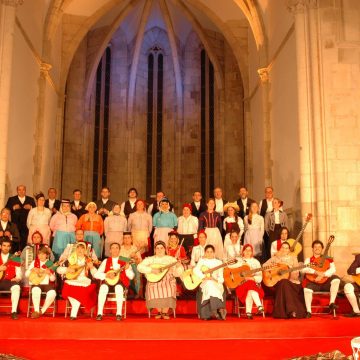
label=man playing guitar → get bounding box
[301,239,340,318]
[94,242,134,321]
[0,237,22,319]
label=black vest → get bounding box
[124,200,136,218]
[260,199,268,218]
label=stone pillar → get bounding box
[0,0,23,207]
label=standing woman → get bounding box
[137,241,183,320]
[27,193,52,245]
[76,202,104,259]
[223,202,244,237]
[199,199,223,259]
[104,203,127,257]
[264,242,306,319]
[177,203,199,257]
[264,198,289,259]
[234,244,264,319]
[194,244,226,320]
[127,199,152,254]
[243,202,264,261]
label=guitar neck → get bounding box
[291,220,309,250]
[161,261,179,271]
[203,262,230,275]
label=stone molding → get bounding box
[40,62,52,76]
[257,67,269,83]
[1,0,23,6]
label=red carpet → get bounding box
[0,297,356,359]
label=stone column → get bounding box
[0,0,23,207]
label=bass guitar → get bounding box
[305,235,335,284]
[224,263,275,289]
[182,259,237,291]
[262,262,315,287]
[28,261,59,285]
[105,260,134,286]
[287,213,312,257]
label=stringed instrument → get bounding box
[224,263,275,289]
[305,235,335,284]
[105,260,134,286]
[145,259,186,283]
[262,262,315,287]
[181,258,237,291]
[28,261,59,285]
[287,213,312,257]
[0,252,21,280]
[65,264,86,280]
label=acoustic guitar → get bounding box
[0,252,21,280]
[105,260,134,286]
[305,235,335,284]
[262,262,315,287]
[181,259,237,291]
[224,263,275,289]
[287,213,312,257]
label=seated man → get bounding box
[0,208,20,251]
[94,242,134,321]
[0,237,22,319]
[25,245,57,318]
[344,253,360,317]
[301,239,340,318]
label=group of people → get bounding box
[0,184,359,321]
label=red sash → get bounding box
[276,240,283,251]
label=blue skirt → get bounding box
[84,231,102,259]
[52,231,76,260]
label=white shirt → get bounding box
[120,199,137,216]
[177,215,199,235]
[18,196,25,204]
[215,199,224,215]
[224,242,242,260]
[194,201,201,210]
[0,220,8,230]
[274,210,280,224]
[190,245,205,267]
[48,199,55,209]
[94,257,135,281]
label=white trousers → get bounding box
[31,287,56,314]
[97,283,124,316]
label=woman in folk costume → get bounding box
[243,202,264,261]
[223,202,244,237]
[167,231,188,262]
[152,198,178,247]
[190,230,207,268]
[94,242,135,321]
[25,245,57,318]
[127,199,152,254]
[21,231,55,279]
[270,227,290,257]
[57,242,97,319]
[199,198,223,259]
[234,244,264,319]
[194,244,226,320]
[26,192,52,245]
[76,202,104,259]
[223,229,242,261]
[50,199,77,260]
[264,241,306,319]
[104,203,127,257]
[137,240,183,320]
[177,203,199,258]
[119,232,142,296]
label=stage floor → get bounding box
[0,314,358,360]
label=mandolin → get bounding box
[224,263,275,289]
[105,260,134,286]
[65,264,86,280]
[145,260,182,283]
[182,259,237,291]
[287,213,312,257]
[28,261,59,285]
[305,235,335,284]
[262,262,315,287]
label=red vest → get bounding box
[0,253,20,280]
[104,257,130,288]
[277,240,283,251]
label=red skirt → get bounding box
[62,283,97,311]
[235,280,264,304]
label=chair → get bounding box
[27,286,56,318]
[101,288,128,319]
[0,290,14,314]
[311,291,336,317]
[230,290,265,318]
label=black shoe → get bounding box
[344,312,360,318]
[328,303,338,312]
[246,313,253,320]
[305,312,312,318]
[70,317,77,320]
[256,306,264,316]
[96,314,102,321]
[10,312,18,320]
[116,315,122,321]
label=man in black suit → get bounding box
[70,189,87,219]
[95,187,116,220]
[5,185,36,250]
[0,208,20,251]
[190,191,207,218]
[44,187,61,215]
[213,187,227,217]
[236,186,255,219]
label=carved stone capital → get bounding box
[257,67,269,83]
[40,62,52,76]
[287,0,307,14]
[1,0,24,7]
